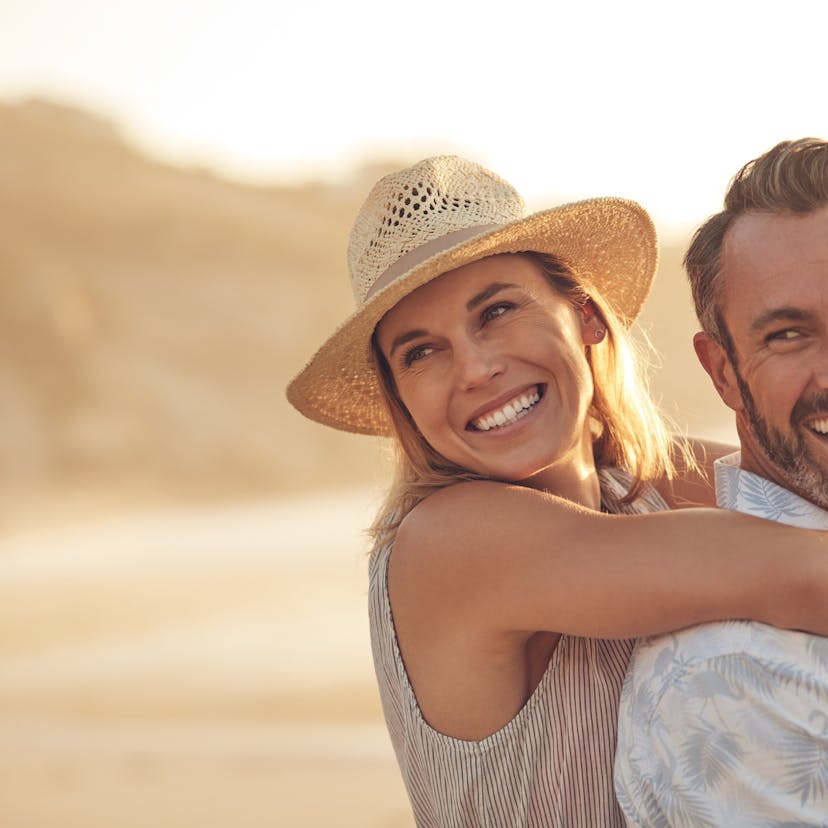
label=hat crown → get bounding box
[347,156,527,305]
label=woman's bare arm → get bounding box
[391,479,828,641]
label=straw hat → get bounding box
[287,155,657,436]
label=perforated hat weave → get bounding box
[287,155,658,436]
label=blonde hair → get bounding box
[369,252,678,551]
[686,138,828,346]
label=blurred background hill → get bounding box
[0,99,400,520]
[0,98,728,525]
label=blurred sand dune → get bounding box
[0,97,395,510]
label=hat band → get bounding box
[363,223,500,303]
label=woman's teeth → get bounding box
[471,388,541,432]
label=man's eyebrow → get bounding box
[750,306,814,334]
[467,282,517,312]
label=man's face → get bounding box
[695,205,828,507]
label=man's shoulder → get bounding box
[622,620,828,725]
[630,620,824,678]
[633,620,773,668]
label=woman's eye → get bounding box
[403,344,433,366]
[482,302,513,323]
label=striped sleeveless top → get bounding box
[368,469,669,827]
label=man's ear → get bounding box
[693,331,744,412]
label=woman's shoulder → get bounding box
[410,479,565,512]
[400,480,561,541]
[393,480,581,579]
[393,482,505,574]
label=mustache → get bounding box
[791,391,828,425]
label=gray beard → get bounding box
[734,367,828,510]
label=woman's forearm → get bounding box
[402,481,828,639]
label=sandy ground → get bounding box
[0,490,413,827]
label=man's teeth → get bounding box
[809,417,828,435]
[472,389,541,432]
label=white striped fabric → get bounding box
[368,469,668,827]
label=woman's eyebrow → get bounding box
[388,328,428,358]
[466,282,517,311]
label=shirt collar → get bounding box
[714,451,828,530]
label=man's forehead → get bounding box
[720,207,828,321]
[724,210,807,269]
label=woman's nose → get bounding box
[454,337,504,389]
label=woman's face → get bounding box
[375,254,598,489]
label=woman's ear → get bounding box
[693,331,744,412]
[580,300,606,345]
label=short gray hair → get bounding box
[685,138,828,347]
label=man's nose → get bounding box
[813,355,828,389]
[808,338,828,386]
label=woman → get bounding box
[286,156,828,826]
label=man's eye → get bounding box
[768,329,802,341]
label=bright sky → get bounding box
[2,0,826,232]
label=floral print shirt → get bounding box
[614,452,828,827]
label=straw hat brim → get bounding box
[287,197,657,436]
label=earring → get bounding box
[593,327,606,342]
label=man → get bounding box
[615,138,828,826]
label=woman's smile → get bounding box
[467,384,544,432]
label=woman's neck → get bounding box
[528,465,602,511]
[522,429,602,511]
